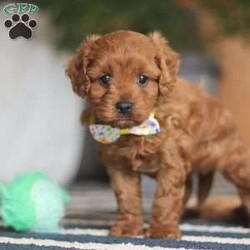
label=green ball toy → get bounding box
[0,172,70,232]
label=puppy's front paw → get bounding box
[109,219,143,237]
[145,225,181,239]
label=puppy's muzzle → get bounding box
[115,101,133,115]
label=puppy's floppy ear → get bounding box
[149,31,180,95]
[66,34,100,98]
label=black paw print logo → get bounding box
[4,14,37,39]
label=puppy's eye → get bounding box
[99,74,111,85]
[138,75,149,86]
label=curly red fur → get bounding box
[66,30,250,239]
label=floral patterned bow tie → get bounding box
[89,111,160,144]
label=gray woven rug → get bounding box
[0,178,249,250]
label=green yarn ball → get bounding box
[0,172,70,232]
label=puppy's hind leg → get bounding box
[183,173,193,206]
[182,171,214,219]
[221,149,250,226]
[198,171,215,206]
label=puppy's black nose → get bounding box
[115,101,133,115]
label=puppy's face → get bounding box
[86,32,161,128]
[67,31,179,128]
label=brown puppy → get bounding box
[66,30,250,239]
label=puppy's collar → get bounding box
[88,111,160,144]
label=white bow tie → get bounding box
[88,111,160,144]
